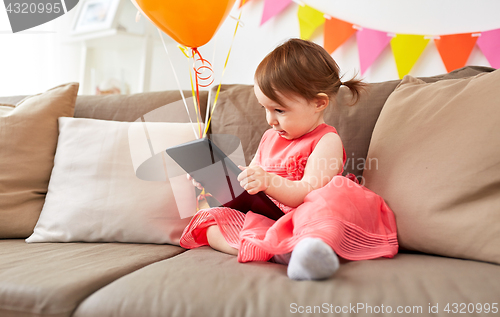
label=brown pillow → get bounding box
[0,83,79,238]
[363,71,500,264]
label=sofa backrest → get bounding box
[0,95,26,105]
[0,91,210,123]
[0,66,494,179]
[208,66,495,179]
[74,90,209,123]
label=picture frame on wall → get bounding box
[71,0,122,34]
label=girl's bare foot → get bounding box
[206,225,238,256]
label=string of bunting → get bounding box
[241,0,500,78]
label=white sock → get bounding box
[287,237,339,281]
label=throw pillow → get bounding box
[363,70,500,264]
[26,118,200,245]
[0,83,78,238]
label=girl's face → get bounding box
[254,84,327,140]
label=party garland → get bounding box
[245,0,500,78]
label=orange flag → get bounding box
[434,33,478,73]
[324,17,357,54]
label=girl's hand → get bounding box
[237,165,269,195]
[187,174,203,190]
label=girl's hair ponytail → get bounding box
[341,74,368,106]
[255,38,368,108]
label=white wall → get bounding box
[1,0,499,96]
[153,0,500,90]
[0,1,81,96]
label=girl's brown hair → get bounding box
[255,38,366,107]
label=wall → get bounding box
[0,2,81,96]
[151,0,500,92]
[1,0,499,96]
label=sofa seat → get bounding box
[0,240,185,317]
[73,246,500,317]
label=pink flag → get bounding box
[477,28,500,69]
[356,27,392,75]
[260,0,292,26]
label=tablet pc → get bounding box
[165,136,285,221]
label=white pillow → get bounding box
[26,117,200,245]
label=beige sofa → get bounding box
[1,66,499,317]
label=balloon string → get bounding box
[189,49,202,138]
[192,50,202,138]
[196,189,213,211]
[157,28,199,139]
[203,0,246,138]
[192,47,214,139]
[179,44,206,139]
[179,45,215,139]
[187,50,203,139]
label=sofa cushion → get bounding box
[209,66,496,181]
[26,118,199,245]
[73,247,500,317]
[0,83,78,239]
[0,96,26,105]
[418,65,496,83]
[0,239,185,317]
[363,70,500,265]
[74,90,209,123]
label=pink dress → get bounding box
[179,123,398,263]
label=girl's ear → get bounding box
[313,93,329,112]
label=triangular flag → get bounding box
[391,34,430,79]
[324,17,357,54]
[260,0,292,25]
[435,33,478,72]
[477,28,500,69]
[356,27,391,75]
[297,4,325,40]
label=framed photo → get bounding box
[71,0,122,34]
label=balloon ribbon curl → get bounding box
[179,0,246,139]
[178,45,214,139]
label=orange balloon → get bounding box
[133,0,237,48]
